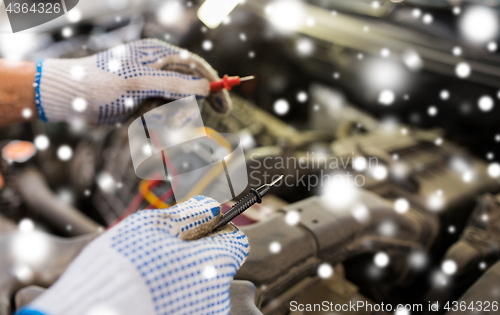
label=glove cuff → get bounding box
[34,59,47,121]
[37,58,91,123]
[16,307,48,315]
[26,240,155,315]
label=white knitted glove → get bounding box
[35,39,231,124]
[16,196,249,315]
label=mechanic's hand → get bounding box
[35,39,231,124]
[17,196,249,315]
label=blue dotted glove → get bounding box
[35,39,231,124]
[17,196,249,315]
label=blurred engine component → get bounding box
[280,264,374,315]
[428,193,500,307]
[0,232,97,314]
[447,260,500,315]
[237,189,438,312]
[14,285,46,310]
[447,194,500,274]
[15,169,101,236]
[0,215,16,233]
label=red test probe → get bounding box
[210,75,255,92]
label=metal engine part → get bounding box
[0,232,98,315]
[428,193,500,308]
[237,189,438,311]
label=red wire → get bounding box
[143,130,179,210]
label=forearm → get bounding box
[0,60,38,126]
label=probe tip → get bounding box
[270,175,284,186]
[239,75,255,82]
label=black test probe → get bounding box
[212,175,283,231]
